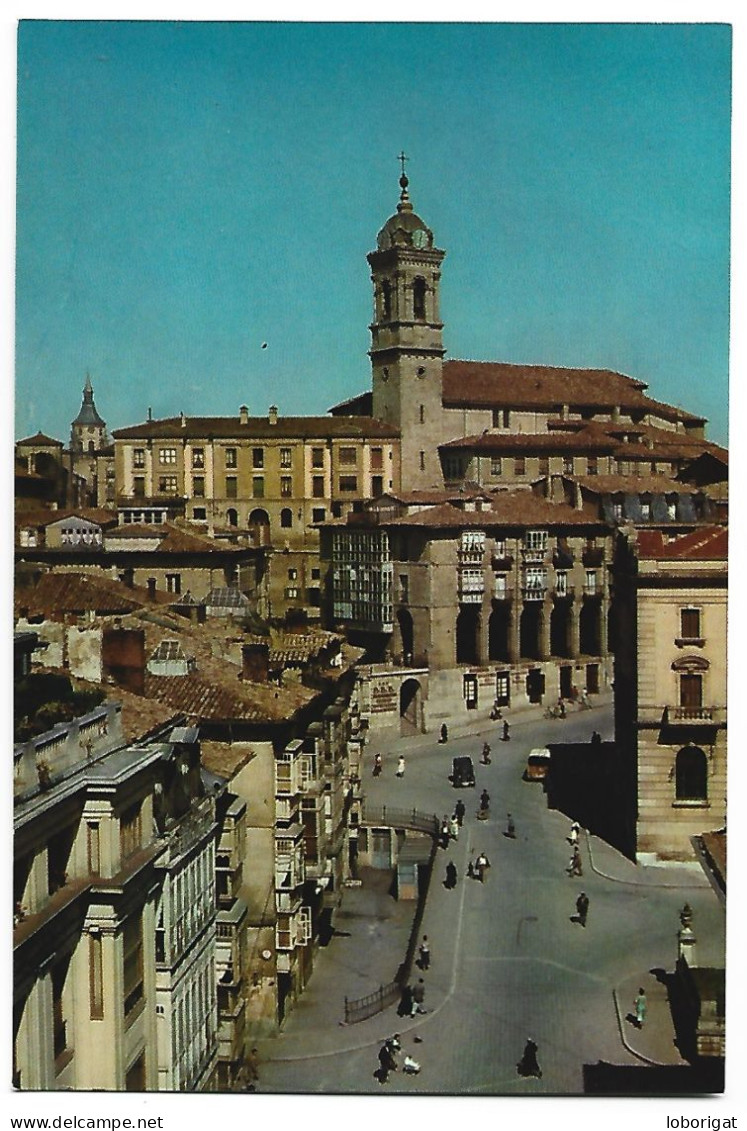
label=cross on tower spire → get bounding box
[397,150,411,211]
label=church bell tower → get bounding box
[369,158,446,491]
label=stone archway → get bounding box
[579,602,601,655]
[397,608,414,664]
[550,603,572,657]
[488,603,510,662]
[520,604,542,660]
[248,508,271,546]
[400,678,422,735]
[456,607,481,665]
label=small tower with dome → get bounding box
[368,155,447,490]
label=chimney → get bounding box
[268,405,278,425]
[242,642,270,683]
[147,406,153,422]
[180,412,186,429]
[239,405,249,425]
[102,626,146,695]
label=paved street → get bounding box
[256,704,723,1095]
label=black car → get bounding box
[451,756,476,788]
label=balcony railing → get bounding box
[552,549,575,569]
[552,585,575,600]
[521,548,547,564]
[637,705,726,727]
[458,548,484,565]
[491,554,514,570]
[522,585,547,602]
[665,705,722,725]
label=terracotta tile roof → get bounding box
[387,492,605,530]
[441,360,706,423]
[380,488,492,505]
[16,508,119,530]
[14,572,175,618]
[15,572,148,617]
[439,429,618,453]
[567,474,697,495]
[635,526,727,560]
[200,742,256,779]
[327,391,373,416]
[113,414,398,441]
[143,666,314,723]
[442,360,649,409]
[16,432,64,447]
[103,522,245,555]
[105,524,164,540]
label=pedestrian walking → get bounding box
[591,730,602,747]
[568,821,580,846]
[373,752,382,777]
[517,1037,542,1079]
[454,798,466,827]
[398,983,414,1017]
[418,936,430,970]
[440,816,451,848]
[411,978,427,1015]
[396,755,405,778]
[479,788,490,815]
[475,851,490,882]
[567,845,583,876]
[635,988,647,1028]
[481,741,491,764]
[575,891,589,927]
[505,812,516,838]
[444,860,458,889]
[449,814,459,840]
[243,1047,259,1090]
[439,724,448,744]
[376,1036,400,1083]
[502,720,511,742]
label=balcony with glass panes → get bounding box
[522,530,548,564]
[522,567,548,601]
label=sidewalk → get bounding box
[614,972,688,1067]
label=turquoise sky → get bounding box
[15,21,731,444]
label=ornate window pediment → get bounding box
[671,654,710,673]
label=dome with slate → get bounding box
[376,172,434,251]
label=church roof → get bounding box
[72,378,106,428]
[373,171,437,253]
[441,360,706,424]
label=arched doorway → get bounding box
[248,508,271,546]
[456,607,480,665]
[675,746,707,801]
[400,678,422,734]
[397,608,414,664]
[520,604,542,660]
[488,603,510,661]
[579,602,600,655]
[550,603,572,657]
[226,508,238,527]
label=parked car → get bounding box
[451,756,476,788]
[524,747,551,782]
